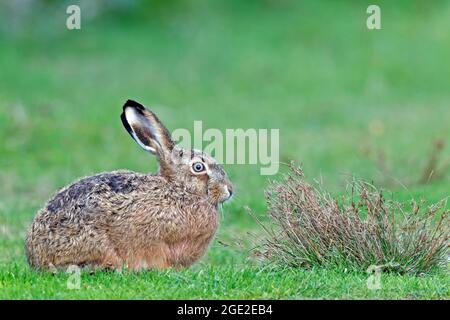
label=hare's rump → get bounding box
[25,171,137,269]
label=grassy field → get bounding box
[0,1,449,299]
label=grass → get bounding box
[1,263,448,299]
[0,1,449,299]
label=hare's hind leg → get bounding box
[98,247,123,270]
[123,243,171,271]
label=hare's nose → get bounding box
[226,185,233,198]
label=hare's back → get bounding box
[44,170,143,217]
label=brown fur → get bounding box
[25,100,232,271]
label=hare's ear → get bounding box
[121,99,174,157]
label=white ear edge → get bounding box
[130,131,157,154]
[125,107,157,154]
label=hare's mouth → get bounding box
[207,184,233,205]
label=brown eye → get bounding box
[192,162,205,173]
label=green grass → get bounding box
[0,1,449,299]
[1,263,448,299]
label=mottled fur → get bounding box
[26,100,232,271]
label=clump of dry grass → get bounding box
[250,164,449,274]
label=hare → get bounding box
[25,99,233,271]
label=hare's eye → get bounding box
[192,162,205,173]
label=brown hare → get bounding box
[25,99,233,271]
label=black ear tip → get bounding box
[123,99,145,111]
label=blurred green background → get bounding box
[0,0,449,298]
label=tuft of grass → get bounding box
[251,164,449,274]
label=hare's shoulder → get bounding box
[45,170,154,214]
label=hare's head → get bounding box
[121,100,233,206]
